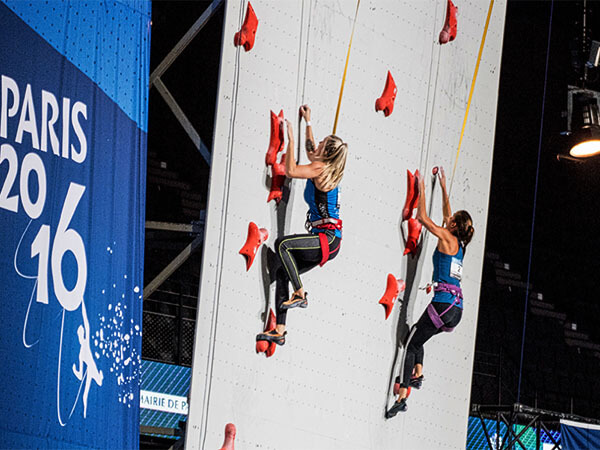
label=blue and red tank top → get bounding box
[432,238,464,307]
[303,179,342,238]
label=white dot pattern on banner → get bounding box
[3,0,150,129]
[93,242,142,408]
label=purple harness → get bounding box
[426,283,463,333]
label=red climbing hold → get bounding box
[379,274,400,320]
[393,382,412,398]
[234,2,258,51]
[375,71,397,117]
[239,222,268,270]
[256,309,277,357]
[256,340,269,353]
[265,340,276,358]
[432,166,439,176]
[404,218,422,256]
[218,423,236,450]
[397,279,406,293]
[267,153,286,204]
[402,169,419,221]
[439,0,458,44]
[265,110,285,167]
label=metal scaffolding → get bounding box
[471,403,600,450]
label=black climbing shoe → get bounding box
[385,398,408,418]
[256,330,287,346]
[409,375,424,389]
[281,292,308,310]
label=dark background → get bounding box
[142,0,600,428]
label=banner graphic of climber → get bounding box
[0,2,150,447]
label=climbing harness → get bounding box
[305,216,343,267]
[419,282,463,333]
[307,217,343,231]
[332,0,361,134]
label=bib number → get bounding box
[450,257,463,281]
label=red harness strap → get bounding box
[310,218,343,267]
[319,233,330,267]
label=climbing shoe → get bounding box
[281,293,308,310]
[385,398,408,418]
[256,330,287,346]
[409,375,424,389]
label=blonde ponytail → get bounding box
[317,135,348,191]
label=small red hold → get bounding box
[239,222,269,270]
[402,169,420,221]
[218,423,236,450]
[267,153,286,204]
[439,0,458,45]
[404,218,422,256]
[432,166,439,176]
[379,273,402,320]
[265,110,285,167]
[393,383,412,397]
[375,71,397,117]
[234,2,258,51]
[397,279,406,293]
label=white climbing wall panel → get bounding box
[186,0,507,448]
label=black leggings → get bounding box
[400,301,462,388]
[273,231,341,325]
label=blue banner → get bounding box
[561,419,600,450]
[0,1,150,448]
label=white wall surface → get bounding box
[186,0,507,449]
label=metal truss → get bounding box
[472,403,600,450]
[143,220,205,299]
[149,0,224,164]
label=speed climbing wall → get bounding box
[187,0,507,449]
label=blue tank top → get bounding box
[432,239,464,306]
[303,179,342,238]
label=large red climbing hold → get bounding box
[267,153,286,204]
[379,274,404,320]
[375,71,397,117]
[265,110,285,167]
[218,423,236,450]
[402,169,419,221]
[439,0,458,44]
[239,222,269,270]
[256,309,277,357]
[234,2,258,51]
[404,218,422,256]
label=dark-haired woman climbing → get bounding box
[387,167,474,418]
[257,105,348,346]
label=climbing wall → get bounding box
[186,0,507,449]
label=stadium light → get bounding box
[569,95,600,158]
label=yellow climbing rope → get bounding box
[450,0,495,193]
[332,0,361,135]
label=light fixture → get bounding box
[569,92,600,157]
[557,2,600,161]
[561,87,600,160]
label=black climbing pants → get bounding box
[273,232,341,325]
[400,301,462,388]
